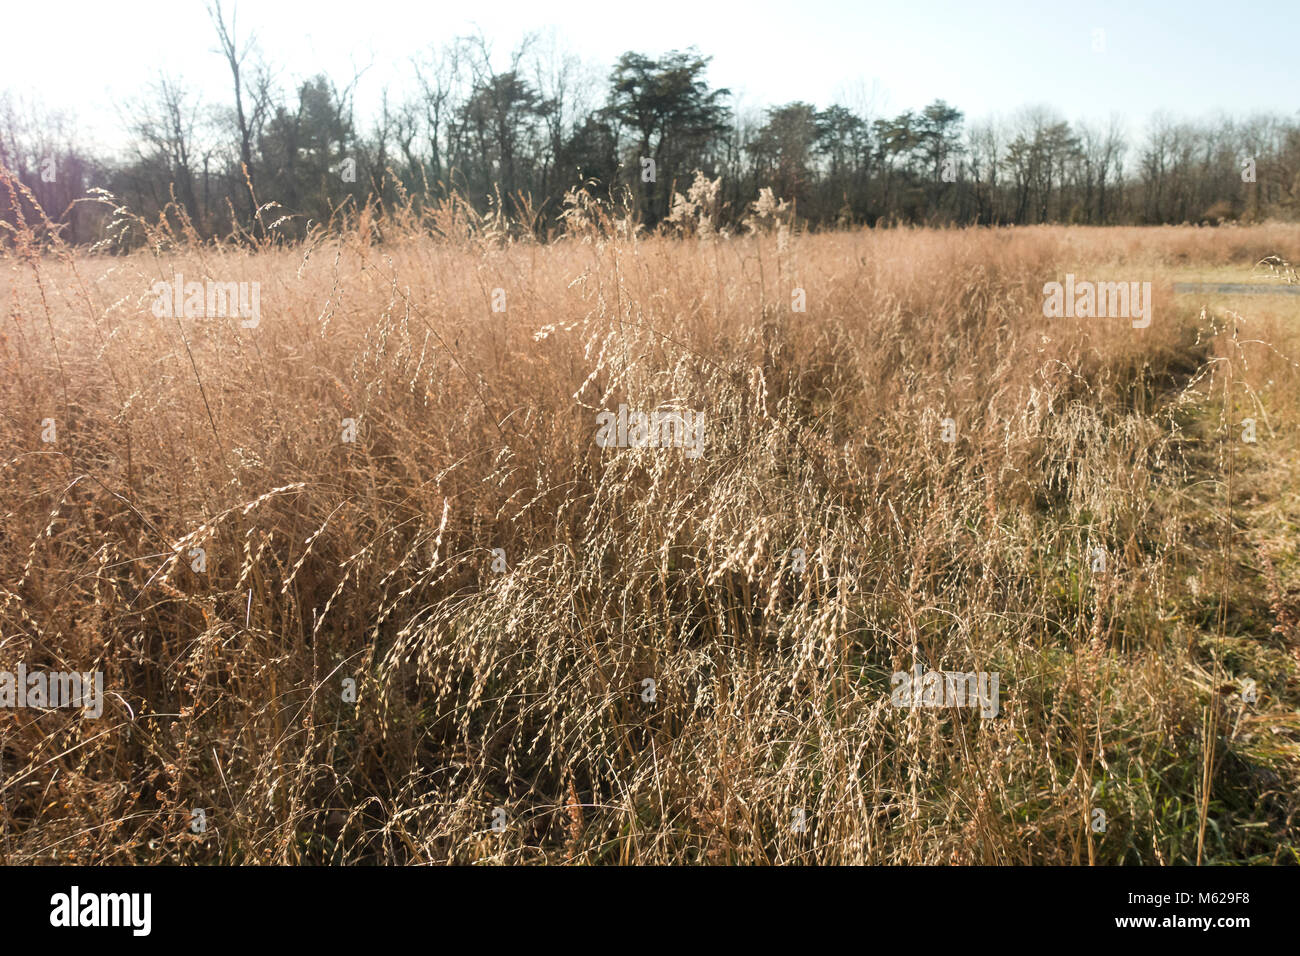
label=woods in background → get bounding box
[3,2,1299,245]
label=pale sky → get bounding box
[3,0,1296,155]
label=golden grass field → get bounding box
[3,186,1300,863]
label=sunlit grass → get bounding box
[2,176,1299,864]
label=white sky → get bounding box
[3,0,1297,155]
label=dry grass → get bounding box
[2,176,1300,864]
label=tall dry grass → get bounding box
[2,174,1299,864]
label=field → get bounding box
[3,192,1300,864]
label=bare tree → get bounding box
[208,0,271,225]
[125,74,201,224]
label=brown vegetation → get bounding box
[2,178,1299,863]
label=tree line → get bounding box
[3,2,1299,246]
